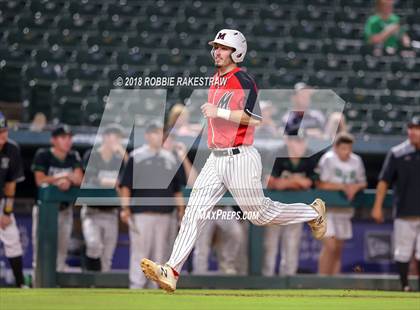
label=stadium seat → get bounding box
[258,5,294,21]
[174,21,209,35]
[386,78,418,91]
[296,8,332,22]
[184,3,217,19]
[0,62,24,102]
[0,0,26,14]
[269,72,304,88]
[68,1,104,16]
[97,17,134,34]
[7,29,45,50]
[23,63,63,84]
[0,47,28,65]
[24,83,56,120]
[290,24,327,39]
[274,56,309,71]
[16,13,56,31]
[283,41,321,54]
[57,15,96,32]
[136,17,172,35]
[106,3,142,17]
[155,52,189,67]
[75,49,112,66]
[242,53,270,69]
[66,67,104,84]
[47,31,84,48]
[29,0,66,15]
[127,35,163,49]
[33,48,69,66]
[379,95,417,106]
[116,50,153,68]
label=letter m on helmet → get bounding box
[217,32,226,40]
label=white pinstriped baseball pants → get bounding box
[167,145,318,273]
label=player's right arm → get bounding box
[118,155,133,224]
[372,149,396,223]
[372,180,388,223]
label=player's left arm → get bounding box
[201,104,261,126]
[0,182,16,229]
[174,192,185,222]
[3,181,16,215]
[228,110,262,126]
[2,143,25,217]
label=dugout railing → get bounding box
[36,186,411,290]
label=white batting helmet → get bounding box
[208,29,247,63]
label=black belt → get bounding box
[212,148,240,157]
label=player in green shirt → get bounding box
[364,0,410,51]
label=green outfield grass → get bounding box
[1,289,419,310]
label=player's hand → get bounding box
[0,215,12,229]
[174,142,187,159]
[201,103,218,119]
[55,178,72,191]
[295,176,313,190]
[120,208,131,225]
[371,205,384,224]
[343,185,357,201]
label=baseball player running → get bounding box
[141,29,327,292]
[0,113,26,287]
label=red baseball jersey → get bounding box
[207,67,262,148]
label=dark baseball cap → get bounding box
[102,123,125,136]
[408,116,420,128]
[51,124,73,137]
[0,112,7,129]
[145,121,164,133]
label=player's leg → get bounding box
[332,212,353,274]
[0,213,24,287]
[262,226,282,276]
[235,220,249,275]
[280,223,303,276]
[318,213,337,275]
[332,239,344,274]
[100,210,119,272]
[414,220,420,291]
[166,155,227,273]
[193,219,216,274]
[216,214,242,274]
[319,238,336,275]
[227,146,320,226]
[129,213,153,289]
[394,218,416,291]
[151,213,172,283]
[81,207,102,271]
[141,155,226,292]
[31,205,38,281]
[56,206,73,272]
